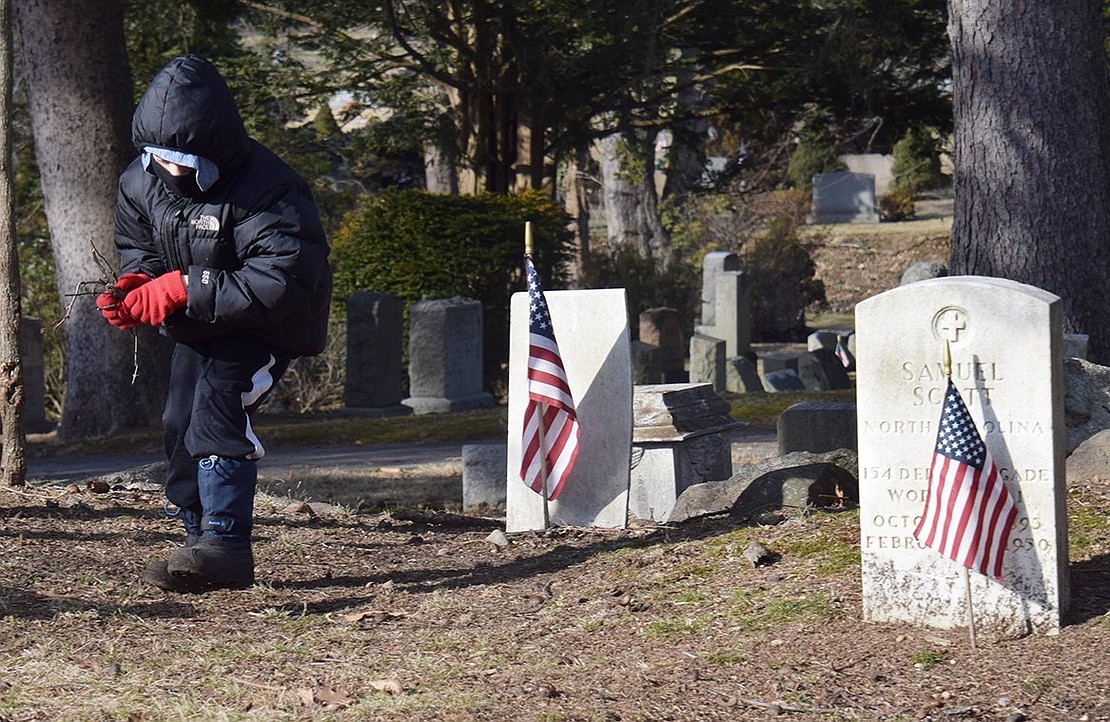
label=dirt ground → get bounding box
[4,208,1110,721]
[1,477,1109,722]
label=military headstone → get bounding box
[856,276,1067,635]
[506,289,632,531]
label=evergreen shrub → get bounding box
[891,124,944,193]
[786,129,845,191]
[331,188,574,395]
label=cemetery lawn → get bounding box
[7,202,1109,720]
[2,465,1110,721]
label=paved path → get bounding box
[27,428,779,484]
[27,440,476,484]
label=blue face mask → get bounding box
[150,160,202,199]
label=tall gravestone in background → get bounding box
[344,291,410,415]
[715,270,752,358]
[403,297,496,414]
[506,289,632,532]
[856,277,1068,636]
[698,251,740,333]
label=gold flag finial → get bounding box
[943,338,952,379]
[524,221,533,256]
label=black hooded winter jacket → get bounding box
[115,54,332,357]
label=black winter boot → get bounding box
[142,506,205,591]
[157,456,258,591]
[165,537,255,589]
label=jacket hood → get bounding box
[131,55,248,175]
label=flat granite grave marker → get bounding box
[809,171,880,224]
[856,276,1067,636]
[506,289,632,532]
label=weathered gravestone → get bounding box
[726,355,763,393]
[403,297,496,414]
[797,348,853,390]
[688,334,725,393]
[698,251,740,331]
[809,171,880,224]
[629,383,741,522]
[463,443,508,511]
[343,292,411,415]
[506,289,632,532]
[630,340,663,385]
[639,308,685,382]
[714,271,752,358]
[856,277,1067,636]
[778,401,857,454]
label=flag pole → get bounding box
[944,339,978,651]
[525,221,551,529]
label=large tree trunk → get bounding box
[563,148,591,284]
[0,0,26,485]
[598,131,672,267]
[947,0,1110,363]
[14,0,170,439]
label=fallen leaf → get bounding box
[285,501,314,515]
[297,685,354,709]
[367,678,404,695]
[337,610,399,624]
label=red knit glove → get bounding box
[97,272,151,330]
[121,270,188,326]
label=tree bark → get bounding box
[0,0,26,485]
[14,0,171,439]
[947,0,1110,363]
[598,131,672,267]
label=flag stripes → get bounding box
[913,379,1018,580]
[520,255,580,500]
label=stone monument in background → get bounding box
[403,297,496,414]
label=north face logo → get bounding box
[190,215,220,232]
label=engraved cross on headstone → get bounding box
[936,308,967,342]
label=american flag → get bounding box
[520,255,580,500]
[834,337,854,369]
[913,379,1018,580]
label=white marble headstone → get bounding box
[506,289,632,532]
[855,276,1068,636]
